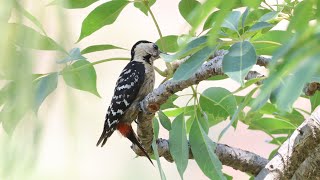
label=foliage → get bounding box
[0,0,319,179]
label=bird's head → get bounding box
[130,40,161,64]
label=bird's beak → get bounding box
[153,50,163,60]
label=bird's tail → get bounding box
[126,126,154,165]
[96,127,115,147]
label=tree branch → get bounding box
[134,138,268,176]
[255,106,320,179]
[291,144,320,179]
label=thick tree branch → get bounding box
[134,138,268,176]
[291,144,320,180]
[255,106,320,180]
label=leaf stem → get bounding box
[251,41,282,46]
[221,40,282,46]
[154,66,167,77]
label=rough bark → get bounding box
[255,106,320,180]
[134,138,268,176]
[291,144,320,180]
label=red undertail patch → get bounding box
[117,123,132,137]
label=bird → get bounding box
[96,40,160,165]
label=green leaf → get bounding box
[269,147,279,159]
[249,117,296,134]
[158,110,172,131]
[57,48,86,64]
[274,109,305,126]
[269,136,287,145]
[288,0,314,32]
[62,60,100,97]
[78,0,130,41]
[169,113,188,179]
[258,11,279,22]
[244,9,269,25]
[49,0,99,9]
[233,78,263,94]
[252,30,293,55]
[163,106,194,117]
[206,1,237,45]
[10,2,67,53]
[199,87,237,125]
[203,11,219,31]
[242,0,262,8]
[190,119,225,180]
[33,73,58,112]
[186,113,195,133]
[179,0,201,26]
[160,94,179,110]
[0,82,14,106]
[219,88,257,140]
[276,54,320,111]
[221,11,241,32]
[160,36,208,62]
[196,110,209,134]
[189,0,223,34]
[154,117,160,139]
[173,46,216,81]
[14,1,46,34]
[9,23,61,50]
[156,35,179,53]
[222,41,257,85]
[0,1,13,22]
[152,118,166,180]
[134,0,156,16]
[81,44,126,54]
[248,22,272,32]
[310,91,320,112]
[241,8,249,30]
[224,173,233,180]
[1,101,27,135]
[207,74,228,81]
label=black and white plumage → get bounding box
[97,40,160,164]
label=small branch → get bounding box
[255,106,320,179]
[257,56,271,67]
[304,82,320,96]
[245,71,265,82]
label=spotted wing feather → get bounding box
[97,61,145,147]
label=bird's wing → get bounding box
[97,61,145,146]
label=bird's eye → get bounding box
[153,44,158,50]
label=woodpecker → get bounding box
[97,40,160,164]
